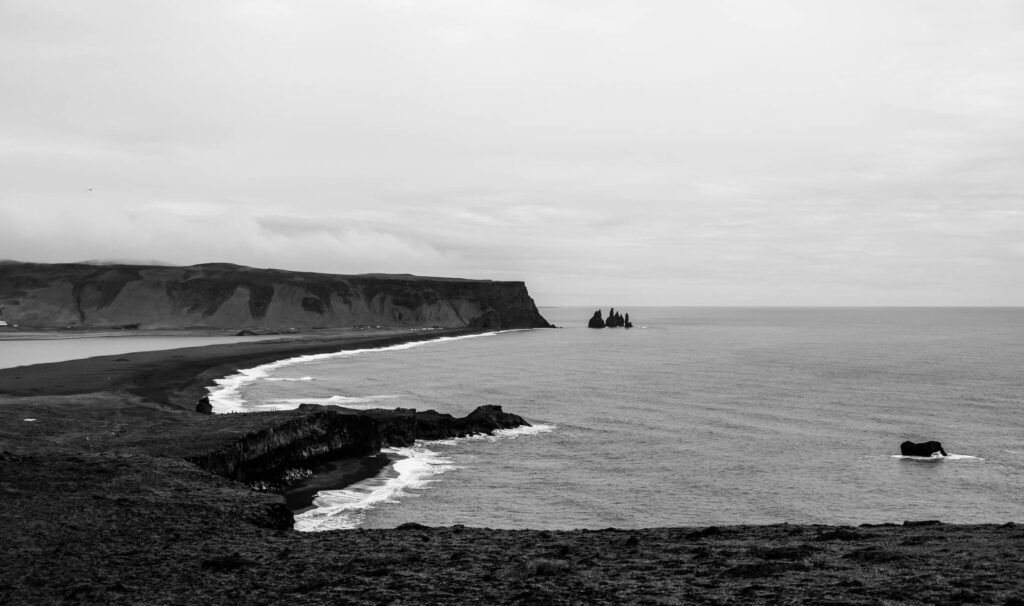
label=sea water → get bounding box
[209,308,1024,531]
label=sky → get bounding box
[2,1,1023,306]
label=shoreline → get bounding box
[0,326,478,410]
[285,452,393,513]
[2,330,1024,603]
[0,326,495,525]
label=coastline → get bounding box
[285,452,393,512]
[2,330,1023,603]
[0,326,501,524]
[0,326,478,410]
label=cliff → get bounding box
[0,261,551,330]
[183,405,530,491]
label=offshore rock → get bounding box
[605,308,632,328]
[589,308,633,328]
[0,261,551,331]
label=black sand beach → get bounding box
[1,330,1023,604]
[0,327,473,408]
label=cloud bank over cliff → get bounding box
[2,1,1023,305]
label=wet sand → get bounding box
[285,452,393,512]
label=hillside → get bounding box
[0,262,551,331]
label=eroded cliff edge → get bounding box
[0,261,551,330]
[185,404,531,493]
[0,391,531,526]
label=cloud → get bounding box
[3,1,1024,304]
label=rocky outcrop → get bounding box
[900,441,948,457]
[605,308,632,328]
[195,396,213,415]
[412,405,529,440]
[0,261,551,331]
[185,405,531,489]
[588,308,633,329]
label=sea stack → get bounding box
[588,308,633,328]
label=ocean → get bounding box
[208,307,1024,532]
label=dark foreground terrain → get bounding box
[2,449,1022,606]
[1,334,1022,605]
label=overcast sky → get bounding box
[2,1,1022,306]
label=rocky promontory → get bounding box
[0,261,551,331]
[185,404,529,492]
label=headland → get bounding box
[0,261,553,332]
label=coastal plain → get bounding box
[1,332,1023,604]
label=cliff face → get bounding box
[0,262,551,330]
[185,405,530,489]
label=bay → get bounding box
[213,307,1024,530]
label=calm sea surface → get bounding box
[0,334,281,369]
[209,308,1024,531]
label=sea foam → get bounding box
[293,424,555,532]
[267,394,400,409]
[293,444,456,532]
[430,423,557,446]
[891,453,984,462]
[208,331,500,413]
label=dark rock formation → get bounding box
[413,405,529,440]
[185,405,531,490]
[195,396,213,415]
[605,308,624,328]
[900,441,948,457]
[0,261,551,331]
[588,308,633,328]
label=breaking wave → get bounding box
[266,395,401,409]
[294,444,456,532]
[294,424,555,532]
[208,332,499,413]
[891,453,984,462]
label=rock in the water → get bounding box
[605,308,624,328]
[589,308,633,328]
